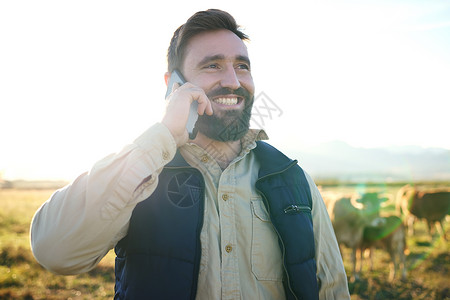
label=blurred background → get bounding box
[1,1,449,299]
[1,0,449,183]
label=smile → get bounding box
[212,97,240,105]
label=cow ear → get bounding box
[350,194,364,209]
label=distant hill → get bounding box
[289,141,450,182]
[1,142,449,186]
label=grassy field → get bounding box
[0,186,449,299]
[0,189,115,299]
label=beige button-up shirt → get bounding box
[31,123,350,299]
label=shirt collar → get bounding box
[182,128,269,163]
[240,129,269,154]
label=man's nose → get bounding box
[220,67,241,90]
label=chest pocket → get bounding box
[251,198,284,281]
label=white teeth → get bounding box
[213,97,238,105]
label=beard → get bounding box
[194,87,254,142]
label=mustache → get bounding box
[206,87,251,100]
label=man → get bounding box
[31,9,350,299]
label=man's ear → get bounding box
[164,72,170,87]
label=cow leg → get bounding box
[388,263,395,281]
[400,245,407,280]
[388,247,396,281]
[407,215,415,236]
[399,227,407,280]
[436,220,447,241]
[368,247,374,272]
[351,248,359,281]
[392,227,408,281]
[427,220,435,236]
[357,248,362,274]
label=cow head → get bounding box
[352,192,389,218]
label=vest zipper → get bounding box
[256,161,300,300]
[284,204,311,215]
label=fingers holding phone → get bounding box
[162,81,212,147]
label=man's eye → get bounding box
[237,64,250,70]
[206,64,219,69]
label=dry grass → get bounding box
[0,186,448,299]
[0,189,114,299]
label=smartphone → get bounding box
[165,70,198,139]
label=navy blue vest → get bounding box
[114,141,319,300]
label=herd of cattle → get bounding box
[320,184,450,282]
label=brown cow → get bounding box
[326,192,388,281]
[362,215,407,281]
[396,184,450,239]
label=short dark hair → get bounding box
[167,9,249,73]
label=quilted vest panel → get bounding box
[114,141,318,300]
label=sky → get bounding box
[1,0,450,180]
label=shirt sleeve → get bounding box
[30,123,177,275]
[305,172,351,299]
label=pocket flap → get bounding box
[251,199,270,222]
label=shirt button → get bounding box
[222,194,229,201]
[201,154,209,163]
[162,151,170,160]
[225,244,233,253]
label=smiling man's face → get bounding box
[181,29,255,141]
